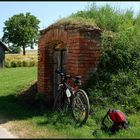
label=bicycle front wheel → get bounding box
[53,89,69,114]
[72,89,90,126]
[53,89,64,111]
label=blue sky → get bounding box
[0,1,140,49]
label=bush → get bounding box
[85,26,140,112]
[10,61,17,67]
[9,45,21,54]
[73,3,140,112]
[70,4,134,32]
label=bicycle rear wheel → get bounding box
[72,89,90,126]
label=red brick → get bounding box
[38,25,101,107]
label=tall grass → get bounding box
[70,4,135,32]
[5,53,38,68]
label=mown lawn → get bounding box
[0,67,140,138]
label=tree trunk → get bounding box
[23,46,26,55]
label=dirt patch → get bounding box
[2,121,32,138]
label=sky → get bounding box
[0,1,140,50]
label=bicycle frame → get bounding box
[54,69,90,126]
[60,78,75,98]
[55,69,82,100]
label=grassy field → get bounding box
[0,67,140,138]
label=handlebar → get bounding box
[55,69,65,77]
[55,69,82,84]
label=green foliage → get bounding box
[2,12,40,55]
[70,4,135,33]
[68,3,140,112]
[9,45,21,54]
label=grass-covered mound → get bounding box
[57,4,140,113]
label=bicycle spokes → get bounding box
[73,95,87,122]
[54,69,90,126]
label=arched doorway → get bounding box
[53,42,67,98]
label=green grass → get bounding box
[0,67,140,138]
[0,67,37,95]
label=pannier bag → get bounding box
[101,109,128,133]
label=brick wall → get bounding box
[38,24,102,107]
[0,46,5,68]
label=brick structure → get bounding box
[38,23,102,107]
[0,41,10,68]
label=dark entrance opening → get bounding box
[53,48,66,98]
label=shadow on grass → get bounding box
[0,94,53,124]
[0,94,77,129]
[0,94,116,138]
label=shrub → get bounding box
[74,3,140,112]
[10,61,17,67]
[85,27,140,112]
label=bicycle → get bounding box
[53,69,90,126]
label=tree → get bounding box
[2,12,40,55]
[9,45,21,54]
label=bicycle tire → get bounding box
[71,89,90,126]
